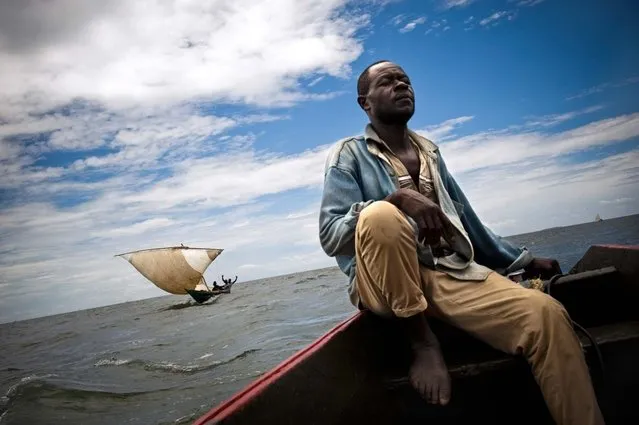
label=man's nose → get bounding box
[395,80,409,90]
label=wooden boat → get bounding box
[115,245,225,303]
[193,245,639,425]
[186,282,235,304]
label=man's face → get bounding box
[359,62,415,125]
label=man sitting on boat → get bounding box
[318,60,604,425]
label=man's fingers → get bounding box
[419,215,437,245]
[422,209,450,245]
[431,213,444,233]
[416,217,428,242]
[424,213,436,232]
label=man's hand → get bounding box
[523,257,562,280]
[386,188,453,245]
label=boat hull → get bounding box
[186,288,232,304]
[194,245,639,425]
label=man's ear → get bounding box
[357,95,369,112]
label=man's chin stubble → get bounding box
[379,110,414,126]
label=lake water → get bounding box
[1,214,638,425]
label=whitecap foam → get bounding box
[92,349,258,374]
[94,358,132,367]
[5,373,58,398]
[142,361,218,373]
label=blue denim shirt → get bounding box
[318,124,533,299]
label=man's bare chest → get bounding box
[395,150,421,185]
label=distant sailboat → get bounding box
[116,245,226,303]
[595,214,603,222]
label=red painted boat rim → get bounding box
[594,244,639,250]
[193,311,364,425]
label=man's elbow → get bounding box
[319,210,357,257]
[320,229,356,258]
[318,228,339,257]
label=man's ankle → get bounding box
[411,339,441,352]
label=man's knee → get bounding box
[359,200,399,223]
[357,201,412,243]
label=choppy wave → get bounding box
[94,358,131,367]
[292,272,333,285]
[4,374,58,399]
[20,331,79,348]
[171,412,200,425]
[94,349,259,374]
[294,283,330,293]
[0,373,174,419]
[5,379,152,401]
[294,276,319,285]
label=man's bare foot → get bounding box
[409,344,451,405]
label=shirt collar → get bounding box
[364,123,439,156]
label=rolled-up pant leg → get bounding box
[424,270,605,425]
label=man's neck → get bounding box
[370,121,411,152]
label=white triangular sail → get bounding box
[116,246,223,295]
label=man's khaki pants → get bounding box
[354,201,604,425]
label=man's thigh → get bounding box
[422,268,567,353]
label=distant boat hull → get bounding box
[186,286,232,304]
[193,245,639,425]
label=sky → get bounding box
[1,0,638,323]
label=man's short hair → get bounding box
[357,60,391,97]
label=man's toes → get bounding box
[428,383,438,404]
[409,375,419,394]
[439,391,450,406]
[411,376,426,400]
[439,382,451,405]
[417,380,427,401]
[409,375,416,388]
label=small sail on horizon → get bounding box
[595,214,603,222]
[116,246,223,295]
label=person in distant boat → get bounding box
[221,275,238,286]
[318,60,604,425]
[212,280,224,290]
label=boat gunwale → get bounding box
[593,244,638,250]
[192,311,364,425]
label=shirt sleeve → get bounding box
[319,166,373,257]
[437,152,534,274]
